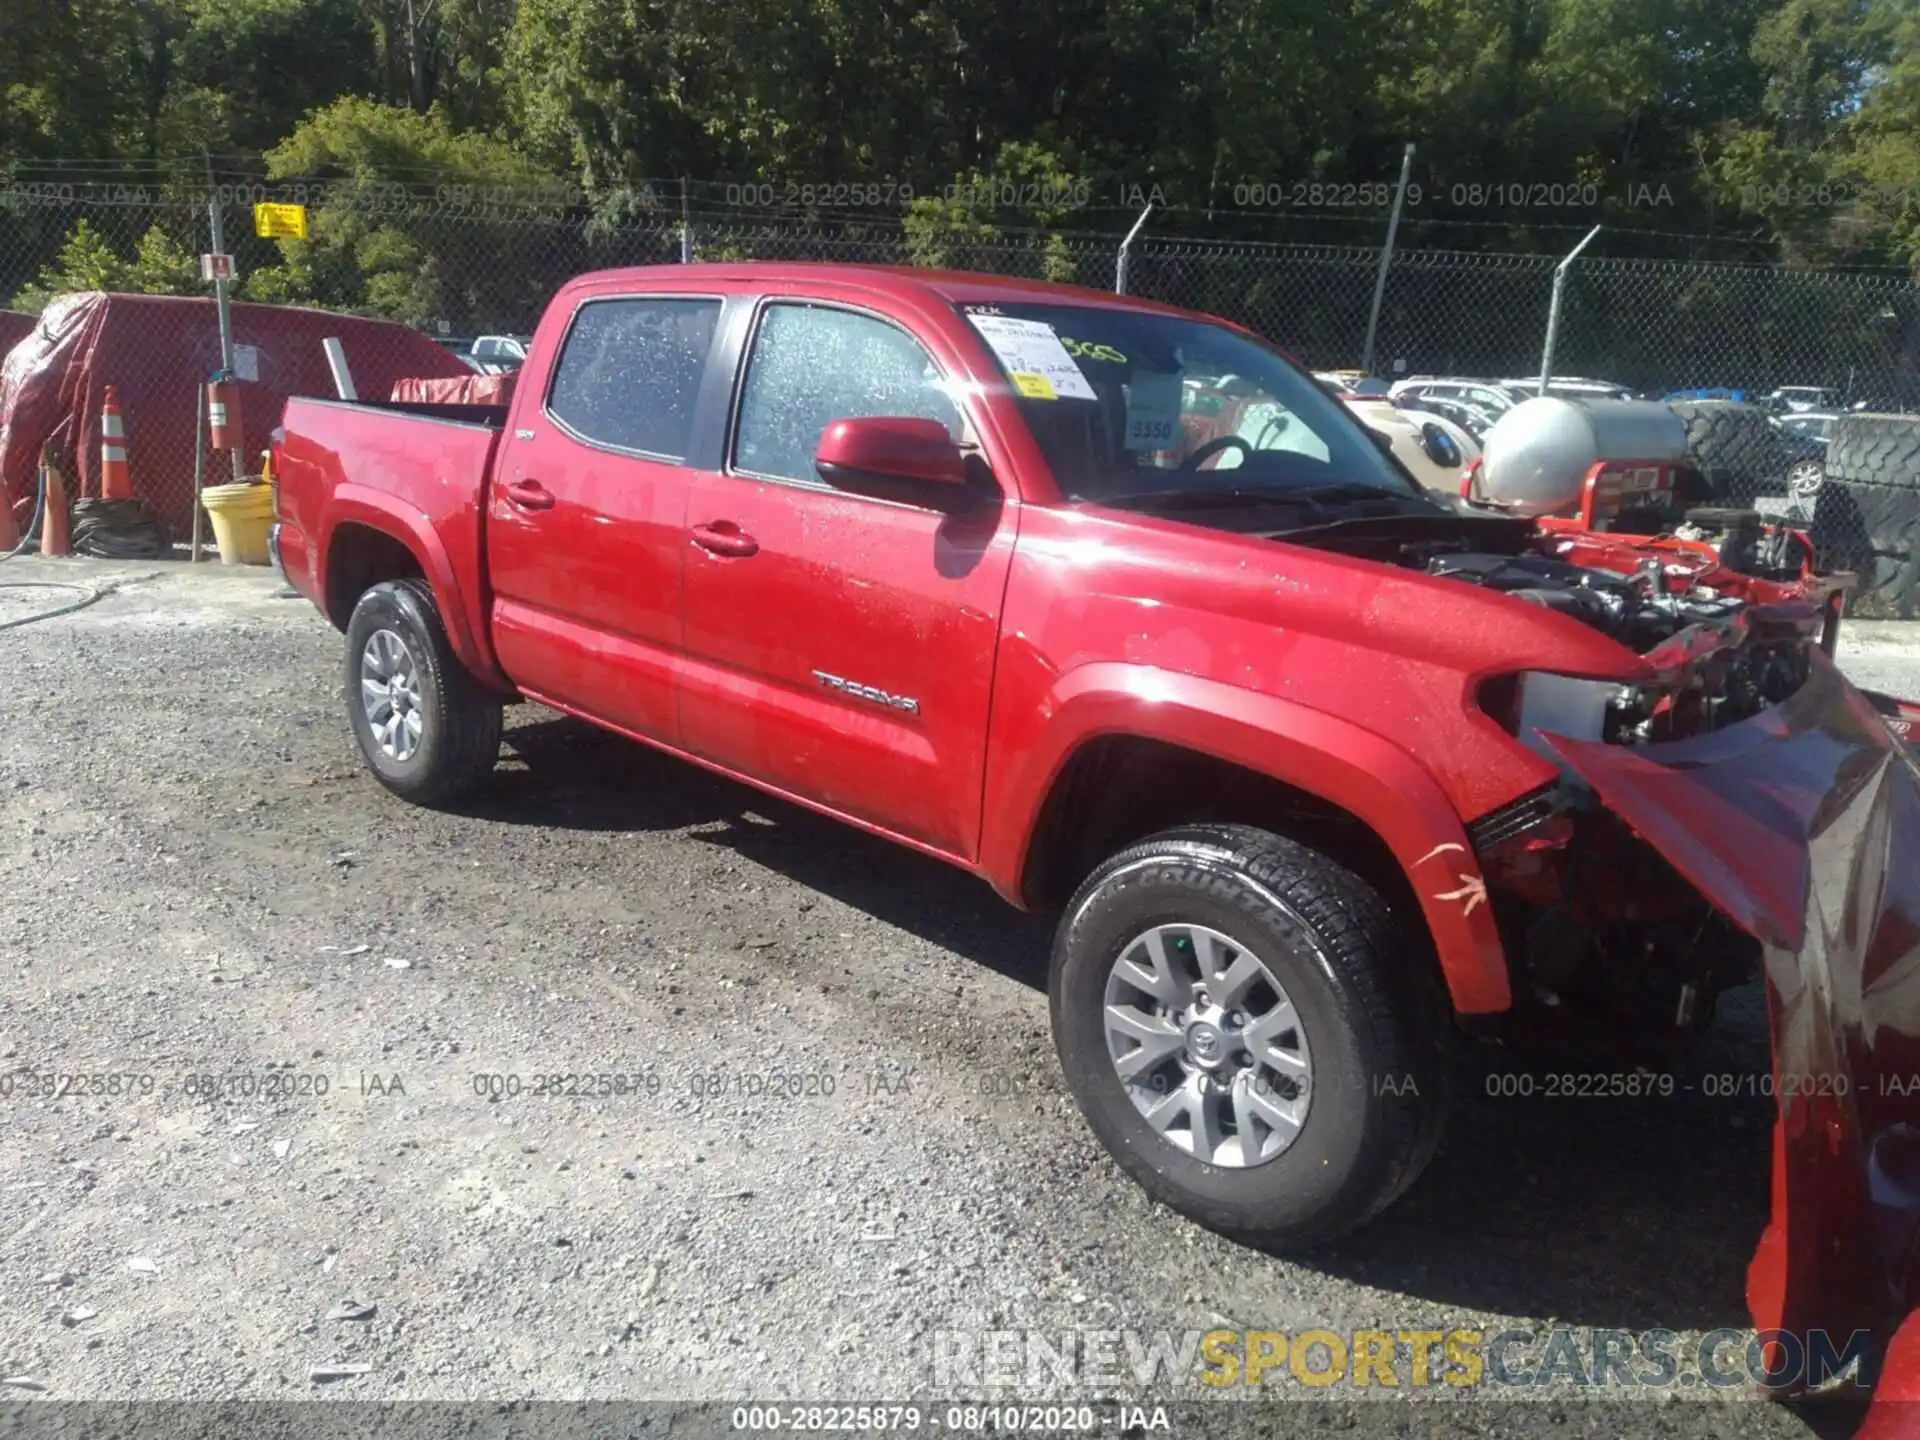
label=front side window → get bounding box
[962,302,1414,503]
[547,297,721,460]
[733,304,961,484]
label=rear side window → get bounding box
[547,297,721,460]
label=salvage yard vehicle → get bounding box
[272,264,1920,1390]
[1338,391,1479,492]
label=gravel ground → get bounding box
[1,556,1914,1432]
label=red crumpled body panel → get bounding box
[1548,654,1920,1390]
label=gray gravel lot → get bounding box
[2,556,1913,1431]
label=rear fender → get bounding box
[983,662,1511,1014]
[322,485,506,691]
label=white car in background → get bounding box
[469,335,532,373]
[1340,393,1481,493]
[1766,386,1839,414]
[1499,376,1639,402]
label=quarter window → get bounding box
[547,297,721,460]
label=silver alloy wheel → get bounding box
[1103,923,1312,1167]
[1788,460,1826,500]
[359,628,425,763]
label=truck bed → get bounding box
[273,394,508,686]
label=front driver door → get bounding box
[678,300,1017,859]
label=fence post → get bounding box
[1115,203,1153,295]
[206,196,245,482]
[1538,224,1603,395]
[680,177,692,263]
[1360,142,1415,377]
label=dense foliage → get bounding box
[2,0,1917,272]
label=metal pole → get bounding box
[1360,143,1415,377]
[207,197,245,480]
[189,383,205,562]
[1538,224,1603,396]
[1115,202,1153,295]
[680,177,692,263]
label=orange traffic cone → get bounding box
[99,385,131,500]
[39,463,70,556]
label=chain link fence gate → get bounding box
[2,182,1918,599]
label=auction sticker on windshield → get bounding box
[1126,372,1182,450]
[968,314,1098,400]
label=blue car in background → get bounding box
[1663,387,1749,402]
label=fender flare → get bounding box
[981,662,1511,1014]
[320,486,505,689]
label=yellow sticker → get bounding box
[254,202,308,239]
[1011,371,1057,400]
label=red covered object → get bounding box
[389,372,516,406]
[0,292,471,541]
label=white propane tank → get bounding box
[1478,397,1688,516]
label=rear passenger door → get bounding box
[487,293,722,742]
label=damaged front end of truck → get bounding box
[1463,583,1920,1392]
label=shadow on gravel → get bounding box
[1303,996,1778,1334]
[482,714,1053,991]
[486,714,1774,1337]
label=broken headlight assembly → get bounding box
[1484,645,1810,750]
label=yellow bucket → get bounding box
[201,481,275,566]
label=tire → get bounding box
[1827,413,1920,490]
[1050,824,1448,1250]
[1668,401,1803,504]
[343,578,502,805]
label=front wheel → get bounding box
[1050,824,1448,1249]
[343,578,502,805]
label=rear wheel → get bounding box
[1050,824,1448,1249]
[343,579,501,805]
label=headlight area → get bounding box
[1463,674,1766,1063]
[1482,642,1811,751]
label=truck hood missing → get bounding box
[1545,653,1920,1388]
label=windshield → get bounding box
[959,302,1417,503]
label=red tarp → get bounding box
[0,292,472,541]
[390,372,516,406]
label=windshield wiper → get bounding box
[1097,487,1319,512]
[1098,481,1428,514]
[1283,481,1430,506]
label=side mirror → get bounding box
[815,416,971,508]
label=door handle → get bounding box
[690,521,759,558]
[505,479,555,511]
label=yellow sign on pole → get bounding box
[253,202,308,239]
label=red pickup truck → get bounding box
[274,263,1920,1382]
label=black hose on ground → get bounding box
[0,580,109,631]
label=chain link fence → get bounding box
[3,183,1919,600]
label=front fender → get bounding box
[321,485,506,691]
[981,662,1511,1015]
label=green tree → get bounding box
[247,97,565,325]
[11,218,199,309]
